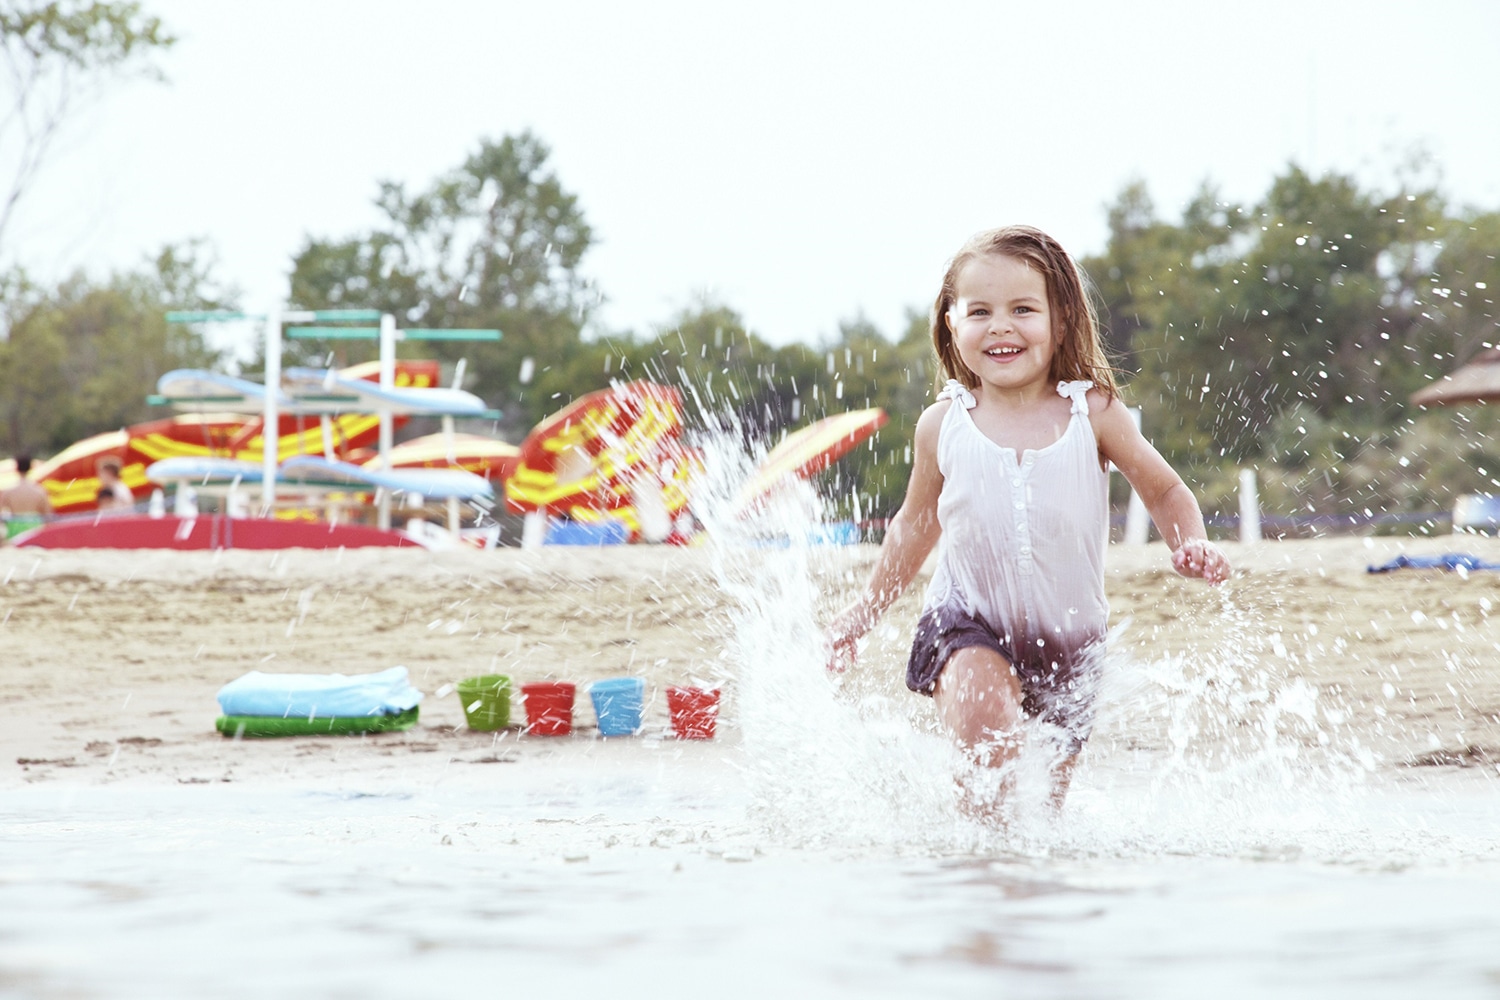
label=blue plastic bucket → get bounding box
[589,677,645,737]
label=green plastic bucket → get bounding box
[456,674,512,731]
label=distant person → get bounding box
[825,225,1229,815]
[1,455,54,541]
[95,456,134,512]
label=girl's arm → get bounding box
[1090,394,1230,584]
[826,401,948,669]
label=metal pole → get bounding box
[1239,468,1262,543]
[1123,407,1150,545]
[444,358,465,539]
[377,313,396,531]
[261,306,281,515]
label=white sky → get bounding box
[8,0,1500,350]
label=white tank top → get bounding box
[923,378,1110,656]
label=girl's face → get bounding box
[947,253,1056,395]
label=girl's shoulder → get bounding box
[1084,388,1141,457]
[913,396,957,451]
[922,395,958,417]
[917,396,954,429]
[1082,384,1126,418]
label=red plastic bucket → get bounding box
[667,686,719,740]
[521,682,575,736]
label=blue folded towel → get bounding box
[1367,553,1500,573]
[217,666,423,718]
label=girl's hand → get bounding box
[826,633,858,673]
[824,604,871,672]
[1171,538,1230,585]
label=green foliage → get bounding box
[1427,209,1500,360]
[288,131,595,442]
[0,0,172,68]
[0,241,226,454]
[1083,162,1500,525]
[806,312,935,520]
[0,1,175,256]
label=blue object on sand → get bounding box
[545,519,629,545]
[808,520,861,545]
[216,665,423,718]
[1367,553,1500,573]
[589,677,645,736]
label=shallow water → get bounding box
[2,756,1498,999]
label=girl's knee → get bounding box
[934,649,1024,748]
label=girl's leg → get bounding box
[1049,755,1080,809]
[931,646,1024,766]
[934,648,1082,812]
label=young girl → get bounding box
[826,225,1229,806]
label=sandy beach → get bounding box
[3,535,1497,786]
[3,536,1500,998]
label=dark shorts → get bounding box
[906,602,1103,753]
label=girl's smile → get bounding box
[948,253,1055,397]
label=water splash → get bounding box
[686,413,1069,854]
[683,404,1497,868]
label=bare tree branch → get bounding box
[0,1,175,260]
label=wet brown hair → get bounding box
[930,225,1118,399]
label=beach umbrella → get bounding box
[505,381,684,514]
[337,359,442,389]
[30,430,135,513]
[360,433,520,482]
[1410,347,1500,407]
[737,407,889,510]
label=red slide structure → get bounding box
[31,360,441,513]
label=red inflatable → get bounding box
[12,514,423,550]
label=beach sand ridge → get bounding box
[3,536,1499,789]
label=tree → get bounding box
[0,1,175,259]
[805,312,937,520]
[288,131,595,440]
[610,299,803,441]
[1081,180,1253,469]
[1083,163,1496,523]
[0,240,226,454]
[1427,209,1500,361]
